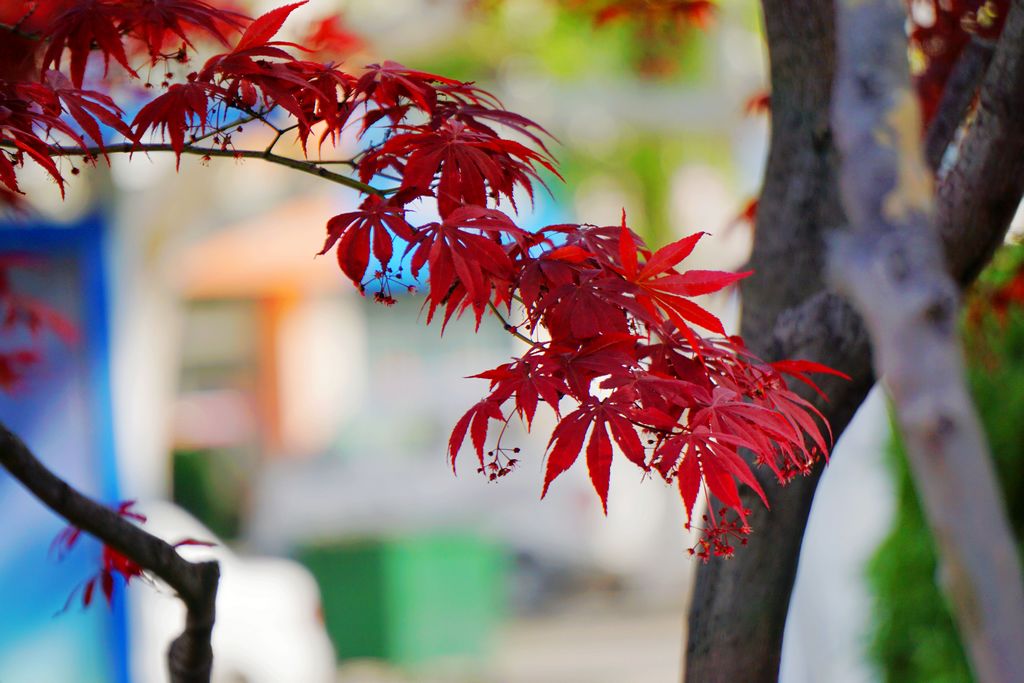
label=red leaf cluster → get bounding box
[40,0,246,86]
[52,501,149,608]
[442,213,847,558]
[563,0,715,75]
[2,1,848,559]
[587,0,716,30]
[1,0,243,195]
[53,500,215,609]
[300,15,364,61]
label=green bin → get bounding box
[298,533,507,666]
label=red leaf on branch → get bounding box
[320,195,416,285]
[617,223,747,336]
[233,1,306,53]
[42,0,137,87]
[125,0,247,60]
[448,398,505,473]
[46,70,134,152]
[771,358,851,401]
[131,79,219,163]
[352,61,461,117]
[541,392,645,511]
[301,15,364,59]
[409,206,528,326]
[361,119,557,218]
[53,501,149,609]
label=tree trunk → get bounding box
[684,0,1024,680]
[685,1,860,679]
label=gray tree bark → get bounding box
[685,0,1024,680]
[830,1,1024,680]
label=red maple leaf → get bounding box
[361,119,557,218]
[41,0,138,87]
[448,398,506,473]
[1,79,103,195]
[352,61,462,118]
[53,501,215,609]
[46,70,134,152]
[131,78,221,162]
[301,15,364,59]
[541,390,645,512]
[408,205,528,325]
[123,0,247,61]
[616,216,750,337]
[319,195,416,285]
[470,352,567,428]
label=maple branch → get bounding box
[0,421,218,683]
[937,0,1024,286]
[7,140,387,197]
[924,36,997,172]
[264,128,289,156]
[0,18,40,40]
[831,2,1024,682]
[262,121,301,157]
[191,112,265,144]
[487,300,535,345]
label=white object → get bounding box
[126,501,336,683]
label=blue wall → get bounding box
[0,213,128,683]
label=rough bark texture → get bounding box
[830,1,1024,681]
[924,37,995,173]
[684,2,858,680]
[733,0,839,343]
[0,421,219,683]
[685,0,1024,681]
[938,0,1024,287]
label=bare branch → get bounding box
[0,421,219,683]
[830,3,1024,682]
[938,0,1024,285]
[924,37,997,172]
[0,140,388,198]
[486,301,537,345]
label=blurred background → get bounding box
[3,1,1021,682]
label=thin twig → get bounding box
[190,112,263,145]
[3,140,388,197]
[487,301,535,345]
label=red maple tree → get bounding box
[0,0,843,565]
[3,1,1024,682]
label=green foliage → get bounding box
[867,436,971,683]
[417,1,713,84]
[868,245,1024,683]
